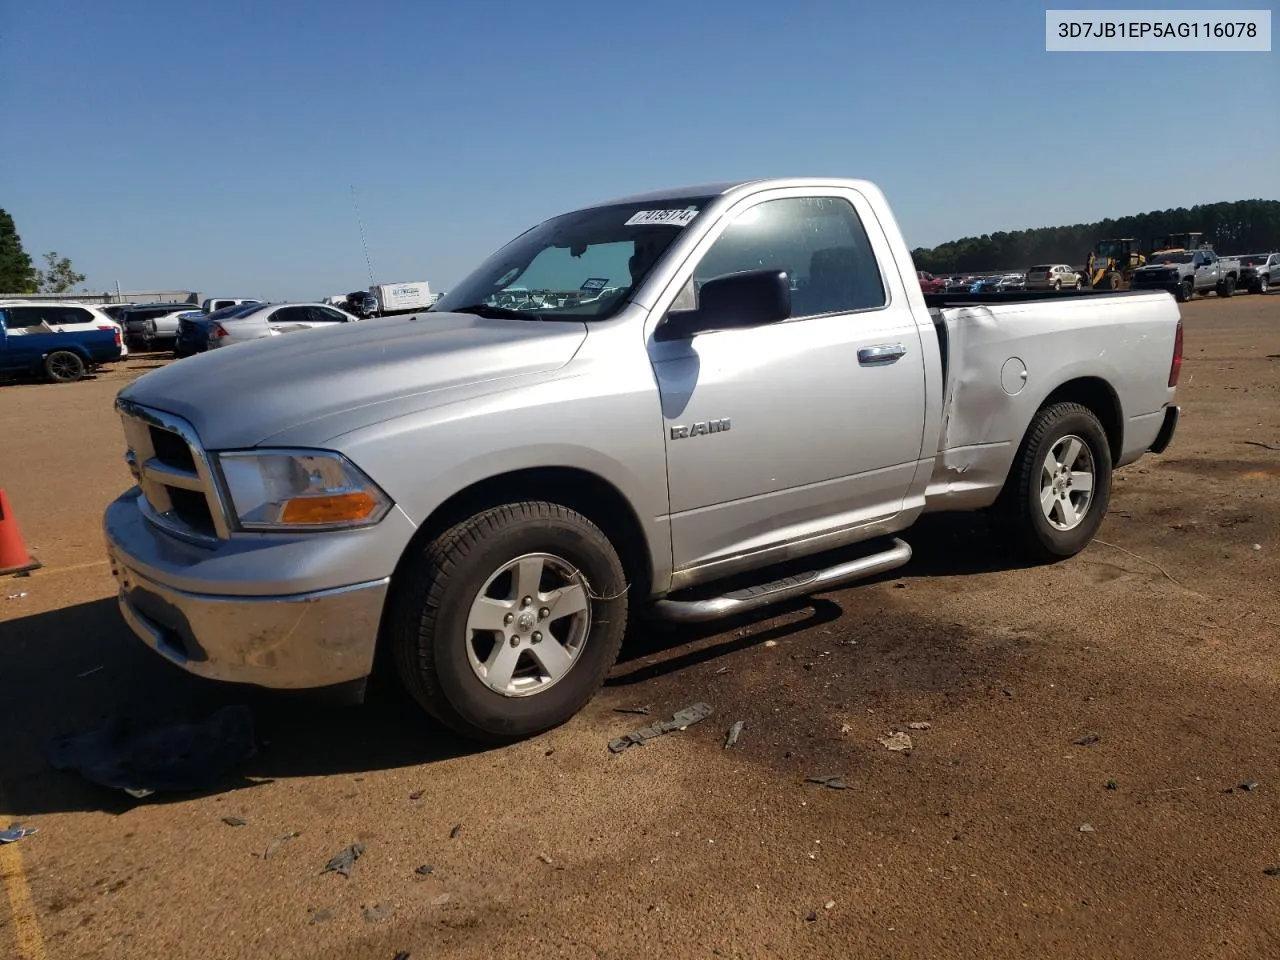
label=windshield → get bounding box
[1238,254,1266,265]
[432,197,716,321]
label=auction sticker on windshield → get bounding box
[580,278,610,292]
[625,209,699,227]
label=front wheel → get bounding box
[44,350,86,383]
[1176,278,1194,302]
[1253,276,1268,295]
[991,402,1112,563]
[388,501,629,743]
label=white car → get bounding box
[1026,264,1082,291]
[202,297,262,314]
[0,300,128,356]
[207,302,361,349]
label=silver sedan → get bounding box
[207,302,360,349]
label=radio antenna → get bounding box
[351,184,376,285]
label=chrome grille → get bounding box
[117,399,230,543]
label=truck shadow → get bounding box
[0,513,1032,816]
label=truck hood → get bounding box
[117,311,588,450]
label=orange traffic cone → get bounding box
[0,488,41,576]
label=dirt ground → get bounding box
[1,294,1278,960]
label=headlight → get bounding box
[215,450,392,531]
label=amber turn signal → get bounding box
[280,491,380,525]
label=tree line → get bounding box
[912,199,1280,275]
[1,208,86,294]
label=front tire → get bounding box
[1176,278,1193,302]
[44,350,86,383]
[1253,276,1269,295]
[388,501,628,743]
[992,402,1112,563]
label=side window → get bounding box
[272,306,307,325]
[321,307,351,322]
[56,308,93,325]
[688,196,886,319]
[5,307,44,329]
[310,307,346,324]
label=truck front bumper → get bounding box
[104,489,404,689]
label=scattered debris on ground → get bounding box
[537,853,553,865]
[824,900,836,910]
[764,640,778,648]
[878,731,913,752]
[323,843,365,878]
[1241,780,1259,791]
[613,706,651,716]
[724,721,745,749]
[1265,867,1280,877]
[415,864,435,876]
[409,791,423,800]
[6,591,27,600]
[449,824,462,839]
[1073,733,1102,746]
[0,824,37,843]
[363,902,394,923]
[264,832,301,860]
[608,702,714,753]
[805,910,818,922]
[45,704,256,799]
[222,816,247,827]
[1080,824,1096,833]
[1106,780,1119,791]
[907,721,932,731]
[308,907,333,925]
[805,775,848,790]
[431,893,451,906]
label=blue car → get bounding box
[1,307,122,382]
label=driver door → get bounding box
[646,189,927,576]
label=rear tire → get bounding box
[1216,276,1236,298]
[388,501,628,743]
[991,402,1112,563]
[44,350,85,383]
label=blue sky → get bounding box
[1,0,1275,300]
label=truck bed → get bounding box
[921,288,1180,513]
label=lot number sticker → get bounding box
[625,209,699,227]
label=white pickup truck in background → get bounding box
[105,177,1183,744]
[370,281,436,316]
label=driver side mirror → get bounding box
[655,269,791,342]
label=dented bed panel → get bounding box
[923,291,1180,511]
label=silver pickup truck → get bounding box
[1131,247,1242,302]
[104,177,1183,743]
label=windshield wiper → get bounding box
[447,303,545,322]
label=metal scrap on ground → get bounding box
[323,842,365,877]
[724,721,745,749]
[0,825,37,843]
[608,702,714,753]
[804,775,849,790]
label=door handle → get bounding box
[858,343,907,365]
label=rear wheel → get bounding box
[388,501,628,743]
[1216,276,1236,298]
[991,402,1112,563]
[44,350,85,383]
